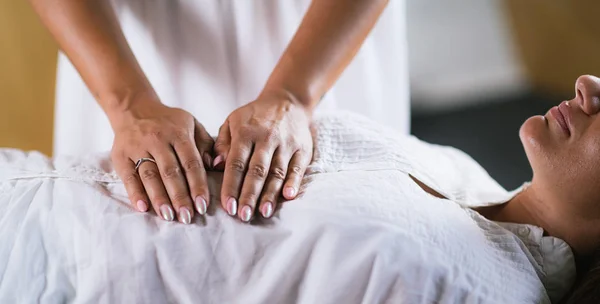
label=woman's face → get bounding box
[520,75,600,219]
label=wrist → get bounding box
[101,87,162,128]
[259,85,317,114]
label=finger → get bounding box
[173,138,209,218]
[194,118,215,170]
[282,150,310,200]
[237,144,275,222]
[152,146,194,224]
[113,154,150,213]
[258,148,289,218]
[220,139,252,217]
[136,156,174,221]
[213,120,231,170]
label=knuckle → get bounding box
[239,125,255,137]
[173,129,190,142]
[263,128,280,142]
[162,166,182,180]
[182,159,204,172]
[214,140,227,150]
[141,168,160,180]
[171,192,191,204]
[270,167,287,181]
[248,117,261,126]
[249,164,268,179]
[290,165,303,175]
[227,158,247,173]
[122,173,139,185]
[284,137,295,147]
[149,130,163,141]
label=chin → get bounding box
[519,115,549,173]
[520,115,546,145]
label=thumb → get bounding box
[194,118,215,169]
[213,119,231,170]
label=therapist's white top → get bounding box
[53,0,410,156]
[0,112,574,303]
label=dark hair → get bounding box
[562,252,600,303]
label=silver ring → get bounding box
[134,157,157,172]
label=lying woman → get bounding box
[3,75,600,303]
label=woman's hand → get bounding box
[213,92,313,222]
[109,96,214,224]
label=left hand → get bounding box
[213,92,313,222]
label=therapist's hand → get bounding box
[213,92,313,222]
[109,97,214,224]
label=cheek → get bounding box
[521,117,600,209]
[526,125,600,206]
[582,135,600,158]
[574,135,600,189]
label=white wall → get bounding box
[407,0,528,113]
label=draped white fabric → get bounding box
[1,113,574,303]
[53,0,410,156]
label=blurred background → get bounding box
[0,0,599,189]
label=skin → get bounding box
[28,0,213,224]
[213,0,390,222]
[408,75,600,257]
[477,75,600,257]
[28,0,389,223]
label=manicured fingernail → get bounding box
[136,200,148,212]
[241,205,253,222]
[213,155,224,168]
[226,197,237,216]
[179,207,192,224]
[195,196,207,215]
[284,187,296,198]
[160,204,175,221]
[261,202,274,218]
[203,153,213,169]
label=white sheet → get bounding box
[0,113,574,303]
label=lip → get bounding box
[549,101,571,136]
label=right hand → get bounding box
[108,96,214,224]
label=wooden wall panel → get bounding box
[0,0,57,155]
[504,1,600,96]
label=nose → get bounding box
[575,75,600,115]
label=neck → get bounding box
[479,183,600,256]
[478,184,549,230]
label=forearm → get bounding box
[261,0,389,112]
[28,0,156,119]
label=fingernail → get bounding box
[179,207,192,224]
[203,153,213,169]
[160,204,175,221]
[241,205,253,222]
[195,196,207,215]
[226,197,237,216]
[284,187,296,198]
[261,202,274,218]
[213,155,224,168]
[136,200,148,212]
